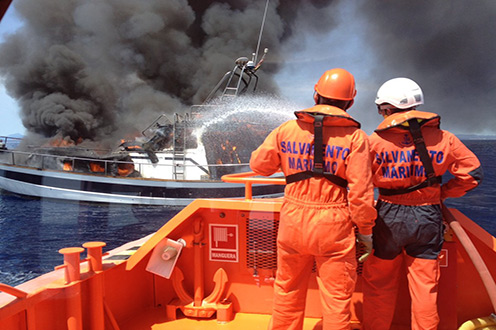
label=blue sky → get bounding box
[0,6,24,136]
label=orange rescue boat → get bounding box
[0,172,495,329]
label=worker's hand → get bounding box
[357,233,373,263]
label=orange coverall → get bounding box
[250,104,377,330]
[362,110,483,330]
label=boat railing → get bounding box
[221,171,286,199]
[0,148,137,175]
[0,148,255,181]
[0,136,22,150]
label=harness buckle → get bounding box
[413,136,424,144]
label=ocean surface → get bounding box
[0,140,494,287]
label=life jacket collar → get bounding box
[376,110,440,132]
[295,104,361,128]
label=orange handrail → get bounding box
[221,171,285,200]
[0,283,27,299]
[442,203,496,313]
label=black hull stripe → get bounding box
[0,168,284,199]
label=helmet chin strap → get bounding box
[378,105,417,118]
[344,99,353,111]
[389,107,417,115]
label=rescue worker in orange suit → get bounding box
[362,78,483,330]
[250,68,377,330]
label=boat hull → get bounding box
[0,164,284,205]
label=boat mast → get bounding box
[254,0,270,64]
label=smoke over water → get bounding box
[355,1,496,135]
[0,0,338,147]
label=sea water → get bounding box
[0,140,494,287]
[0,200,180,286]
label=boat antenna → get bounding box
[254,0,270,64]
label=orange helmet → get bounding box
[314,68,357,101]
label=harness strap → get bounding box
[285,114,348,188]
[286,170,348,188]
[313,115,324,176]
[379,118,442,196]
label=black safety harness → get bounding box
[285,114,348,188]
[378,118,442,196]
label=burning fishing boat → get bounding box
[0,0,299,207]
[0,50,290,205]
[0,0,294,206]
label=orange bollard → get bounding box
[83,241,106,272]
[59,247,84,330]
[83,242,107,330]
[59,247,85,284]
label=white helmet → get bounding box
[375,77,424,109]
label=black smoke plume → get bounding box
[0,0,338,147]
[4,0,491,142]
